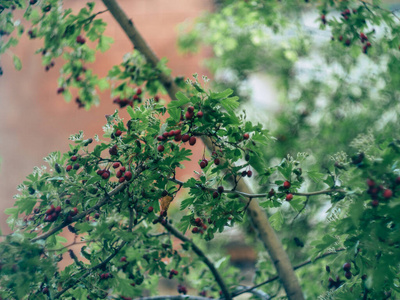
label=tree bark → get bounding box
[100,1,304,298]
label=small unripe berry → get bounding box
[124,171,132,181]
[189,136,197,146]
[157,145,165,152]
[283,181,291,189]
[286,193,293,201]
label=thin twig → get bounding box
[162,222,232,300]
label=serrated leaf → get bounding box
[269,211,283,231]
[210,88,233,100]
[220,96,239,114]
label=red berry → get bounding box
[371,199,379,207]
[66,165,72,172]
[339,35,343,41]
[200,160,207,169]
[55,206,62,213]
[243,133,250,140]
[321,14,326,24]
[286,193,293,201]
[189,136,196,146]
[124,171,132,181]
[94,213,100,219]
[158,145,165,152]
[214,158,220,165]
[120,166,126,172]
[195,217,202,224]
[76,35,86,44]
[213,191,219,199]
[173,269,178,275]
[345,39,351,46]
[182,134,190,142]
[42,287,49,294]
[136,88,142,95]
[102,172,110,179]
[71,155,78,161]
[113,162,120,169]
[57,87,65,94]
[73,163,80,170]
[148,206,154,213]
[119,177,126,183]
[383,189,393,199]
[217,186,224,194]
[185,111,194,120]
[120,257,127,262]
[154,95,160,102]
[168,130,175,137]
[157,135,165,141]
[202,224,207,230]
[109,145,118,156]
[345,271,352,279]
[174,134,182,142]
[97,169,105,175]
[343,262,351,271]
[115,130,122,137]
[187,106,194,113]
[197,111,203,118]
[162,132,169,138]
[268,189,275,197]
[116,170,122,178]
[174,129,181,136]
[192,227,199,233]
[247,170,253,177]
[366,179,375,187]
[283,181,291,189]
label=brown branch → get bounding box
[232,248,345,297]
[162,222,232,300]
[101,0,180,101]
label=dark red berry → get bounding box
[189,136,196,146]
[187,106,194,113]
[214,158,220,165]
[154,95,160,102]
[213,191,219,199]
[345,271,352,279]
[158,145,165,152]
[97,169,105,175]
[243,133,250,140]
[55,206,62,213]
[343,262,351,271]
[73,163,80,170]
[148,206,154,213]
[366,179,375,187]
[217,186,224,194]
[124,171,132,181]
[66,165,72,172]
[185,111,194,120]
[242,171,247,177]
[136,88,142,95]
[120,166,126,172]
[43,287,49,294]
[113,162,120,169]
[115,130,122,137]
[94,213,100,219]
[247,170,253,177]
[174,129,181,136]
[197,111,203,118]
[371,199,379,207]
[109,145,118,156]
[192,227,199,233]
[120,257,127,262]
[162,132,169,138]
[71,155,78,161]
[102,172,110,179]
[174,134,182,142]
[76,35,86,44]
[195,217,202,224]
[182,134,190,142]
[57,87,65,94]
[119,177,126,183]
[283,181,291,189]
[157,135,165,141]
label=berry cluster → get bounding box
[366,178,397,207]
[44,204,62,222]
[76,35,86,45]
[177,284,187,295]
[113,88,147,108]
[168,269,178,279]
[99,272,111,280]
[192,217,208,234]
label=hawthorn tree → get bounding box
[1,0,400,300]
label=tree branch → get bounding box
[231,248,345,297]
[101,0,180,101]
[162,222,232,300]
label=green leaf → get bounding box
[13,55,22,70]
[210,88,233,100]
[169,91,190,108]
[97,36,114,53]
[269,211,283,231]
[220,96,239,114]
